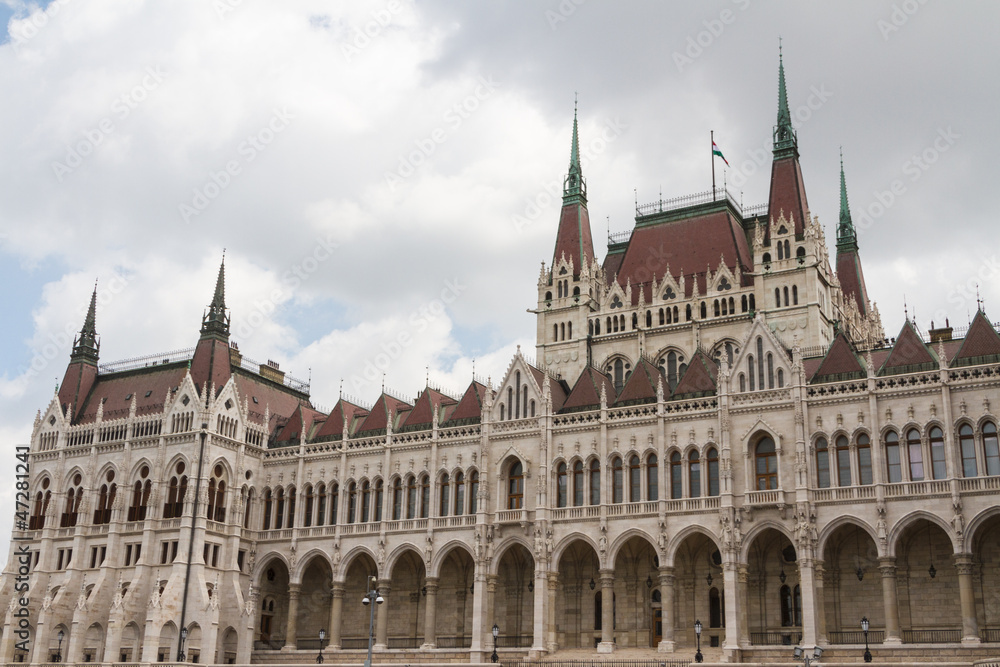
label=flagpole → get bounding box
[711,130,716,200]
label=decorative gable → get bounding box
[731,316,792,392]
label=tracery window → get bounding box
[755,437,778,490]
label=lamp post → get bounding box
[178,626,188,662]
[861,617,872,663]
[491,623,499,663]
[694,619,703,663]
[793,645,824,667]
[362,576,383,667]
[317,628,326,664]
[55,629,65,663]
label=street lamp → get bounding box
[694,619,703,663]
[178,627,188,662]
[317,628,326,664]
[861,617,872,663]
[793,645,824,667]
[55,629,65,663]
[491,623,499,663]
[362,576,383,667]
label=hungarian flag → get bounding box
[712,140,730,167]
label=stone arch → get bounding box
[157,621,178,660]
[338,544,380,582]
[121,621,142,662]
[208,456,234,482]
[296,555,334,646]
[965,505,1000,552]
[493,541,535,646]
[216,626,238,664]
[887,510,957,557]
[607,527,657,566]
[83,622,105,662]
[816,515,880,558]
[739,519,794,563]
[251,551,290,584]
[429,539,475,578]
[292,548,334,583]
[489,536,534,576]
[551,532,601,569]
[384,542,423,580]
[163,453,190,479]
[128,457,155,481]
[666,524,721,567]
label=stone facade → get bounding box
[2,55,1000,665]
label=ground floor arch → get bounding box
[82,622,105,663]
[296,555,333,648]
[255,557,291,648]
[493,543,534,647]
[820,521,882,643]
[671,530,725,650]
[216,626,238,664]
[555,538,601,648]
[746,527,800,645]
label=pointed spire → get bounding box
[837,149,858,251]
[563,96,587,204]
[200,254,230,339]
[70,283,100,364]
[773,42,798,158]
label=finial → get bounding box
[426,365,429,387]
[339,378,343,398]
[472,358,475,379]
[381,373,385,393]
[903,295,908,322]
[977,283,984,312]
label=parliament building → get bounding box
[2,53,999,665]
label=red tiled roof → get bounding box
[443,381,490,424]
[561,367,616,412]
[553,202,596,277]
[802,356,824,380]
[527,364,568,412]
[612,208,753,305]
[74,364,189,425]
[356,393,412,434]
[401,388,458,429]
[880,321,935,372]
[602,251,625,282]
[767,156,809,239]
[811,333,865,380]
[58,361,98,422]
[233,370,312,432]
[190,338,232,398]
[952,311,1000,363]
[614,358,663,405]
[672,350,718,397]
[836,251,869,316]
[312,399,369,440]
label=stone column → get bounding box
[329,583,344,649]
[546,572,559,652]
[484,574,498,657]
[658,566,676,652]
[597,569,615,653]
[532,566,547,654]
[375,581,390,649]
[285,583,301,649]
[737,564,750,649]
[814,561,828,643]
[422,577,439,648]
[798,558,818,648]
[469,566,487,655]
[954,554,980,644]
[878,558,902,645]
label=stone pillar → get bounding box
[469,567,487,656]
[814,561,828,643]
[546,572,559,652]
[878,558,902,645]
[532,566,547,654]
[375,581,390,649]
[798,558,818,648]
[658,566,676,652]
[954,554,980,644]
[737,564,750,649]
[597,569,615,653]
[285,583,301,649]
[422,577,439,648]
[329,583,344,649]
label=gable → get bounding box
[952,311,1000,367]
[730,318,792,392]
[880,320,936,375]
[811,333,865,382]
[671,350,718,398]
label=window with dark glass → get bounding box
[374,479,383,522]
[647,454,658,501]
[670,452,682,499]
[885,431,902,482]
[929,426,946,479]
[589,460,600,505]
[556,463,567,508]
[406,476,417,519]
[439,474,450,517]
[508,462,524,510]
[469,471,479,514]
[755,437,778,490]
[960,424,977,477]
[392,479,403,520]
[454,472,464,516]
[574,461,584,506]
[857,434,873,485]
[816,438,830,488]
[420,475,430,518]
[707,448,719,497]
[985,422,1000,476]
[836,435,851,486]
[907,428,924,481]
[629,455,641,502]
[612,456,623,504]
[361,481,371,523]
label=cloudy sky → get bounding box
[1,0,998,557]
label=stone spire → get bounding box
[766,45,810,240]
[200,256,230,339]
[563,97,586,204]
[552,99,596,277]
[836,150,858,252]
[71,284,100,364]
[773,43,797,159]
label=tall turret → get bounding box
[551,102,596,277]
[57,286,101,421]
[191,257,233,397]
[766,46,811,241]
[835,153,870,315]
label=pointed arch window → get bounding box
[330,483,339,525]
[244,487,255,529]
[316,484,326,527]
[984,421,1000,476]
[454,471,465,515]
[469,471,479,514]
[420,475,430,518]
[556,462,568,508]
[611,456,623,504]
[628,455,641,502]
[816,438,830,488]
[274,488,285,529]
[406,475,417,519]
[392,478,403,520]
[646,454,658,501]
[573,461,584,506]
[906,428,924,481]
[885,431,902,482]
[589,459,601,505]
[858,434,873,485]
[360,481,371,523]
[929,426,946,479]
[303,485,314,527]
[347,482,357,524]
[688,451,701,498]
[767,353,775,389]
[508,462,524,510]
[783,286,789,307]
[755,437,778,490]
[670,452,682,499]
[439,474,450,517]
[707,447,720,497]
[700,302,707,319]
[960,424,977,477]
[374,479,384,522]
[792,285,798,305]
[836,436,852,486]
[287,487,296,528]
[262,489,273,530]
